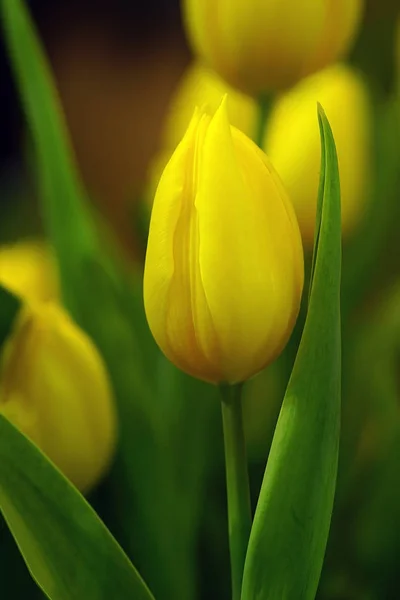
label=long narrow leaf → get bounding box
[0,2,203,598]
[242,106,342,600]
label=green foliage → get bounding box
[0,1,217,598]
[242,106,342,600]
[0,415,154,600]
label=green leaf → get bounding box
[0,0,157,410]
[341,95,400,317]
[0,3,206,598]
[0,287,43,600]
[242,105,341,600]
[0,415,155,600]
[0,0,98,313]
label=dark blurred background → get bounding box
[0,0,190,256]
[0,0,399,256]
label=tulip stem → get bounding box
[255,94,273,149]
[220,383,252,600]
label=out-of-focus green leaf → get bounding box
[0,0,97,312]
[340,285,400,595]
[0,1,210,598]
[341,96,400,317]
[0,415,154,600]
[242,106,341,600]
[0,0,157,375]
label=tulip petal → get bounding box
[197,100,302,382]
[311,0,363,72]
[266,64,370,245]
[144,111,222,381]
[184,0,362,94]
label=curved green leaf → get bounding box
[0,2,183,597]
[242,106,342,600]
[0,0,98,306]
[0,415,155,600]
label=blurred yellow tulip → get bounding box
[265,64,371,246]
[0,300,117,493]
[183,0,364,95]
[0,240,59,302]
[144,98,304,384]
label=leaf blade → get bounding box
[0,415,155,600]
[242,106,342,600]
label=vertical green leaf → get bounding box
[0,2,209,598]
[242,106,342,600]
[0,0,97,314]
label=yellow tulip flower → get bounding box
[162,62,256,150]
[0,240,59,302]
[265,64,371,246]
[0,300,117,493]
[145,62,256,204]
[183,0,364,95]
[144,98,304,384]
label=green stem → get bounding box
[255,94,274,150]
[220,384,252,600]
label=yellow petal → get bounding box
[0,302,117,493]
[144,109,221,380]
[144,98,304,383]
[0,240,59,302]
[183,0,364,94]
[310,0,363,73]
[197,100,302,381]
[265,64,371,246]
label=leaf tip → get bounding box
[317,102,326,119]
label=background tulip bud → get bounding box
[264,64,371,246]
[144,98,304,384]
[0,301,117,493]
[0,240,59,302]
[183,0,364,95]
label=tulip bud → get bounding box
[264,64,371,246]
[144,98,304,384]
[0,301,117,493]
[0,240,59,302]
[145,62,256,205]
[183,0,364,95]
[163,62,256,150]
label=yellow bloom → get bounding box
[163,62,256,149]
[183,0,364,94]
[0,240,59,302]
[145,62,256,204]
[265,64,371,246]
[0,301,117,493]
[144,98,304,384]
